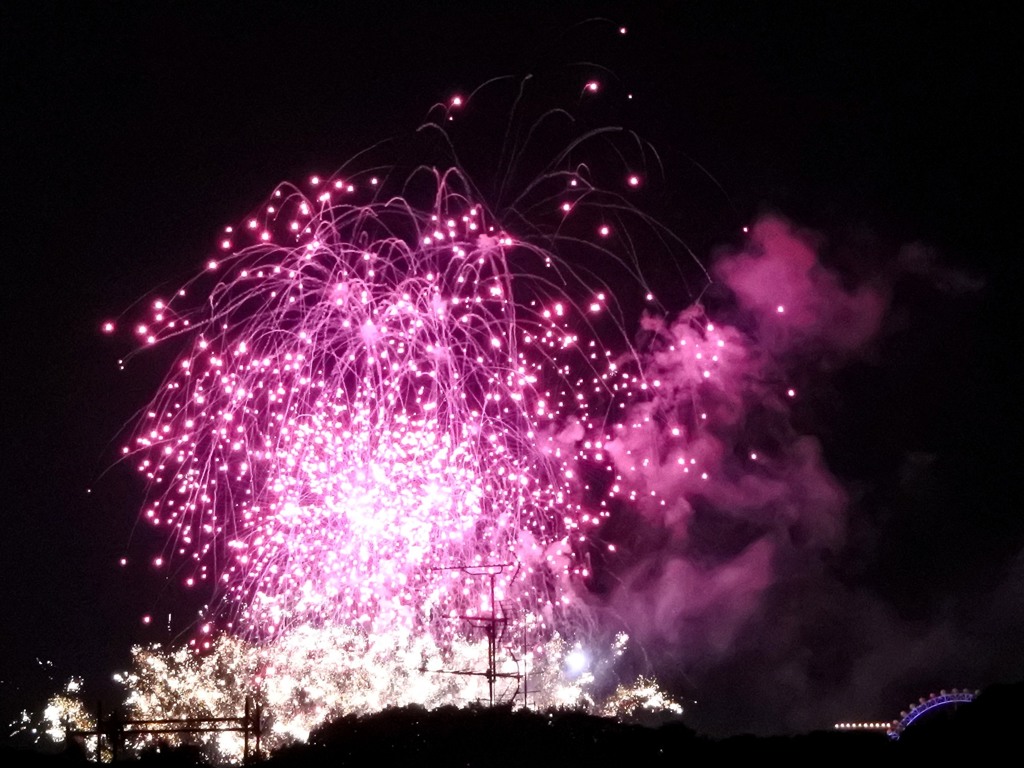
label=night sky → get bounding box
[2,1,1020,741]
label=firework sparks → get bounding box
[22,64,888,763]
[28,72,751,763]
[121,164,648,644]
[96,72,704,737]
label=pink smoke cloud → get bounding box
[595,214,890,684]
[714,215,889,354]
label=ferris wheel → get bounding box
[886,688,980,740]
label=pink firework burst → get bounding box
[119,142,658,658]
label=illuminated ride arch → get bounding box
[887,688,980,740]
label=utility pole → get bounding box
[429,562,526,706]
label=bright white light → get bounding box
[565,647,588,675]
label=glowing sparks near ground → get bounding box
[32,630,678,763]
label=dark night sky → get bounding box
[1,0,1020,741]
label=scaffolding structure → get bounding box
[67,695,264,763]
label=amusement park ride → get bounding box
[832,688,981,739]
